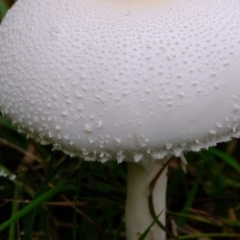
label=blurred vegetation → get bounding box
[1,0,240,239]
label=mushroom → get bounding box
[1,0,240,239]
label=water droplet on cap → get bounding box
[134,154,143,163]
[84,124,92,133]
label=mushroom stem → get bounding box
[126,160,168,240]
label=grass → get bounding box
[1,1,240,239]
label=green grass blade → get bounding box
[208,148,240,172]
[8,185,19,240]
[24,158,69,240]
[177,233,240,239]
[0,163,34,197]
[0,179,68,232]
[0,1,8,20]
[177,163,204,227]
[137,212,163,240]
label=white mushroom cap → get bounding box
[1,0,240,162]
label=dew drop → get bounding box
[61,111,68,117]
[134,154,143,163]
[233,105,240,112]
[117,152,126,163]
[115,138,121,145]
[56,125,61,131]
[75,91,82,98]
[97,121,103,128]
[190,145,201,152]
[178,92,184,97]
[216,123,222,129]
[89,114,95,120]
[152,152,164,160]
[209,129,216,135]
[78,105,83,111]
[100,157,109,163]
[84,124,92,133]
[165,143,173,150]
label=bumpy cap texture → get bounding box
[0,0,240,162]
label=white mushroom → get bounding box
[1,0,240,239]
